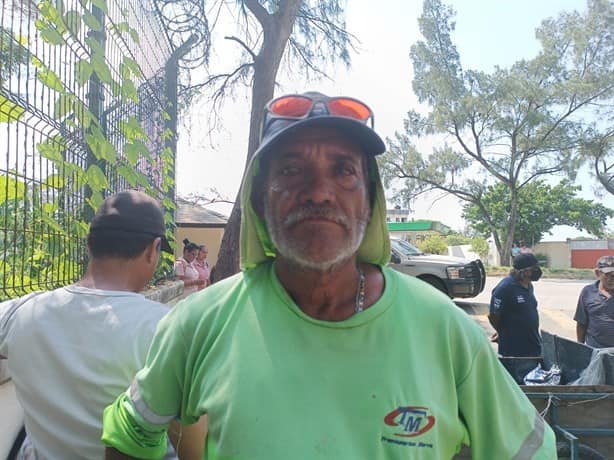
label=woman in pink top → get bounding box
[174,239,204,296]
[194,244,211,289]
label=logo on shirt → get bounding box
[516,295,526,303]
[383,406,436,437]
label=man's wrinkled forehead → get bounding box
[263,126,368,165]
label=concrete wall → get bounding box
[533,241,571,269]
[175,227,225,267]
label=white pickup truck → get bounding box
[389,238,486,299]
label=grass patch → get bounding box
[485,266,595,280]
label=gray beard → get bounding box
[264,203,369,272]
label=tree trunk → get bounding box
[212,1,302,282]
[499,188,519,266]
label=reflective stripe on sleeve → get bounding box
[512,412,545,460]
[129,380,176,425]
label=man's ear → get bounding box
[145,237,162,263]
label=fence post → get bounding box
[84,4,107,221]
[164,35,197,206]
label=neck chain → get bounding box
[355,265,366,313]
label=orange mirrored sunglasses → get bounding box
[261,94,374,141]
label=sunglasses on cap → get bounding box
[260,94,375,142]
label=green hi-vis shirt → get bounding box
[102,263,556,459]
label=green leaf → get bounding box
[121,78,138,103]
[122,56,142,78]
[90,0,108,14]
[53,93,72,119]
[64,10,80,36]
[82,10,103,32]
[110,80,121,97]
[162,197,174,210]
[37,136,65,162]
[0,95,26,123]
[123,140,148,165]
[119,116,147,141]
[37,67,64,92]
[86,126,116,162]
[39,25,64,45]
[73,100,96,129]
[92,54,113,84]
[86,191,104,211]
[116,21,129,33]
[129,28,139,44]
[116,164,139,186]
[38,0,67,35]
[55,0,65,16]
[42,214,65,234]
[86,164,108,191]
[76,59,93,86]
[43,173,65,189]
[0,175,26,204]
[85,36,104,56]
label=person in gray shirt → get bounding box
[574,255,614,348]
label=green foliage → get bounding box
[463,180,614,244]
[0,28,29,86]
[445,233,471,246]
[0,176,82,299]
[445,233,489,259]
[0,0,177,296]
[380,0,614,265]
[416,234,448,255]
[470,237,489,260]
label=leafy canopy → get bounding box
[379,0,614,264]
[463,180,614,245]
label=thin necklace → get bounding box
[355,264,366,313]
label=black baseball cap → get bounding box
[252,91,386,162]
[89,190,172,253]
[597,255,614,273]
[513,253,539,270]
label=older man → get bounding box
[575,255,614,348]
[102,93,555,459]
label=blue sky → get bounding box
[177,0,612,241]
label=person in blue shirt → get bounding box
[488,253,543,356]
[574,255,614,348]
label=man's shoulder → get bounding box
[579,281,600,300]
[492,275,516,293]
[171,269,253,316]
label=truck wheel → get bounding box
[556,442,606,460]
[420,276,448,296]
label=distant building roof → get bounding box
[175,199,228,227]
[387,220,451,233]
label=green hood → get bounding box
[239,155,391,270]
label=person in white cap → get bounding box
[574,255,614,348]
[0,190,204,459]
[103,93,555,460]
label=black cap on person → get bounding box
[89,190,172,253]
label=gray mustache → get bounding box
[284,206,349,228]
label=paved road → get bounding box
[455,276,592,342]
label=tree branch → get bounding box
[243,0,269,28]
[224,35,257,61]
